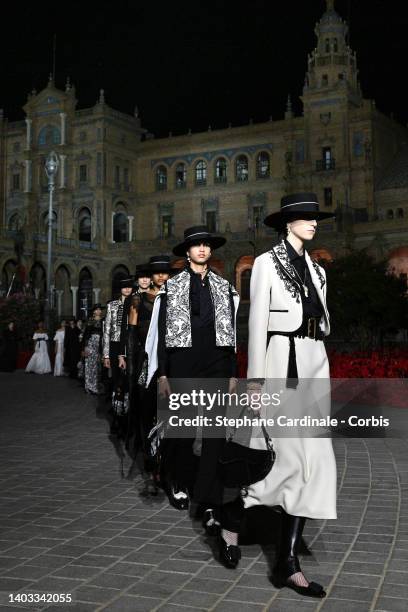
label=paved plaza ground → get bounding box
[0,371,407,612]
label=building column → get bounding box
[59,154,66,188]
[24,160,32,192]
[128,215,134,241]
[50,285,55,309]
[56,290,64,317]
[70,285,78,316]
[93,287,101,304]
[25,118,32,150]
[60,113,67,145]
[111,211,115,242]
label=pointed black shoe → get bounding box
[218,536,241,569]
[202,509,221,537]
[272,558,326,598]
[167,484,189,510]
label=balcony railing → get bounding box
[316,159,336,171]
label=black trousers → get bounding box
[160,326,233,507]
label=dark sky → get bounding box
[1,1,406,137]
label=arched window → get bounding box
[155,165,167,191]
[195,160,207,186]
[8,213,21,231]
[78,208,92,242]
[78,267,93,319]
[42,210,57,233]
[113,212,128,242]
[1,259,17,295]
[30,262,46,297]
[325,38,330,53]
[175,163,186,189]
[215,158,227,183]
[235,155,249,182]
[333,38,338,53]
[38,125,61,146]
[55,265,72,316]
[397,208,404,218]
[256,152,270,179]
[387,209,394,220]
[322,74,328,87]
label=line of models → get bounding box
[103,192,337,600]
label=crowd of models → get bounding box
[0,192,337,599]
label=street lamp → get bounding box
[44,151,59,329]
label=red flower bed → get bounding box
[236,346,408,407]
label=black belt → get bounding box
[268,317,324,389]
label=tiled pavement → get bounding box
[0,372,407,612]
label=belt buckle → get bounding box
[307,318,316,339]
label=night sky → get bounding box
[1,1,407,137]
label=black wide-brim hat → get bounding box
[173,225,226,257]
[135,264,151,278]
[91,303,106,312]
[119,277,135,288]
[148,255,175,274]
[264,192,335,230]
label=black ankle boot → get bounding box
[272,513,326,599]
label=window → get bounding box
[324,187,333,207]
[79,164,88,183]
[115,165,120,189]
[38,125,61,146]
[235,155,249,182]
[256,152,270,179]
[124,168,129,190]
[12,174,20,191]
[333,38,338,53]
[113,212,128,242]
[206,210,217,232]
[386,209,394,220]
[325,38,330,53]
[338,73,344,80]
[161,214,173,238]
[79,208,92,242]
[79,131,87,142]
[252,206,264,229]
[397,208,404,218]
[353,132,364,157]
[195,160,207,186]
[8,214,20,231]
[175,163,186,188]
[215,158,227,183]
[322,147,333,169]
[42,210,57,232]
[156,165,167,191]
[322,74,328,86]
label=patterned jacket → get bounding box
[102,299,124,358]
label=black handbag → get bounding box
[218,422,276,488]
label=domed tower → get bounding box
[303,0,362,104]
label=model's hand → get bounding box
[247,382,262,412]
[158,376,171,399]
[118,356,126,370]
[103,358,110,369]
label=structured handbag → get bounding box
[218,421,276,488]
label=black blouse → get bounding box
[284,239,324,319]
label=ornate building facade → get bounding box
[1,0,408,319]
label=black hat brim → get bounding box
[173,235,226,256]
[264,210,336,229]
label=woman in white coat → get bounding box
[222,193,337,599]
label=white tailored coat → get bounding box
[244,239,337,520]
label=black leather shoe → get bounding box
[218,536,241,569]
[272,562,326,599]
[202,509,221,537]
[167,484,189,510]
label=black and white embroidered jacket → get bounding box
[102,299,125,358]
[145,268,240,386]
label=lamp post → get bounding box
[45,151,59,329]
